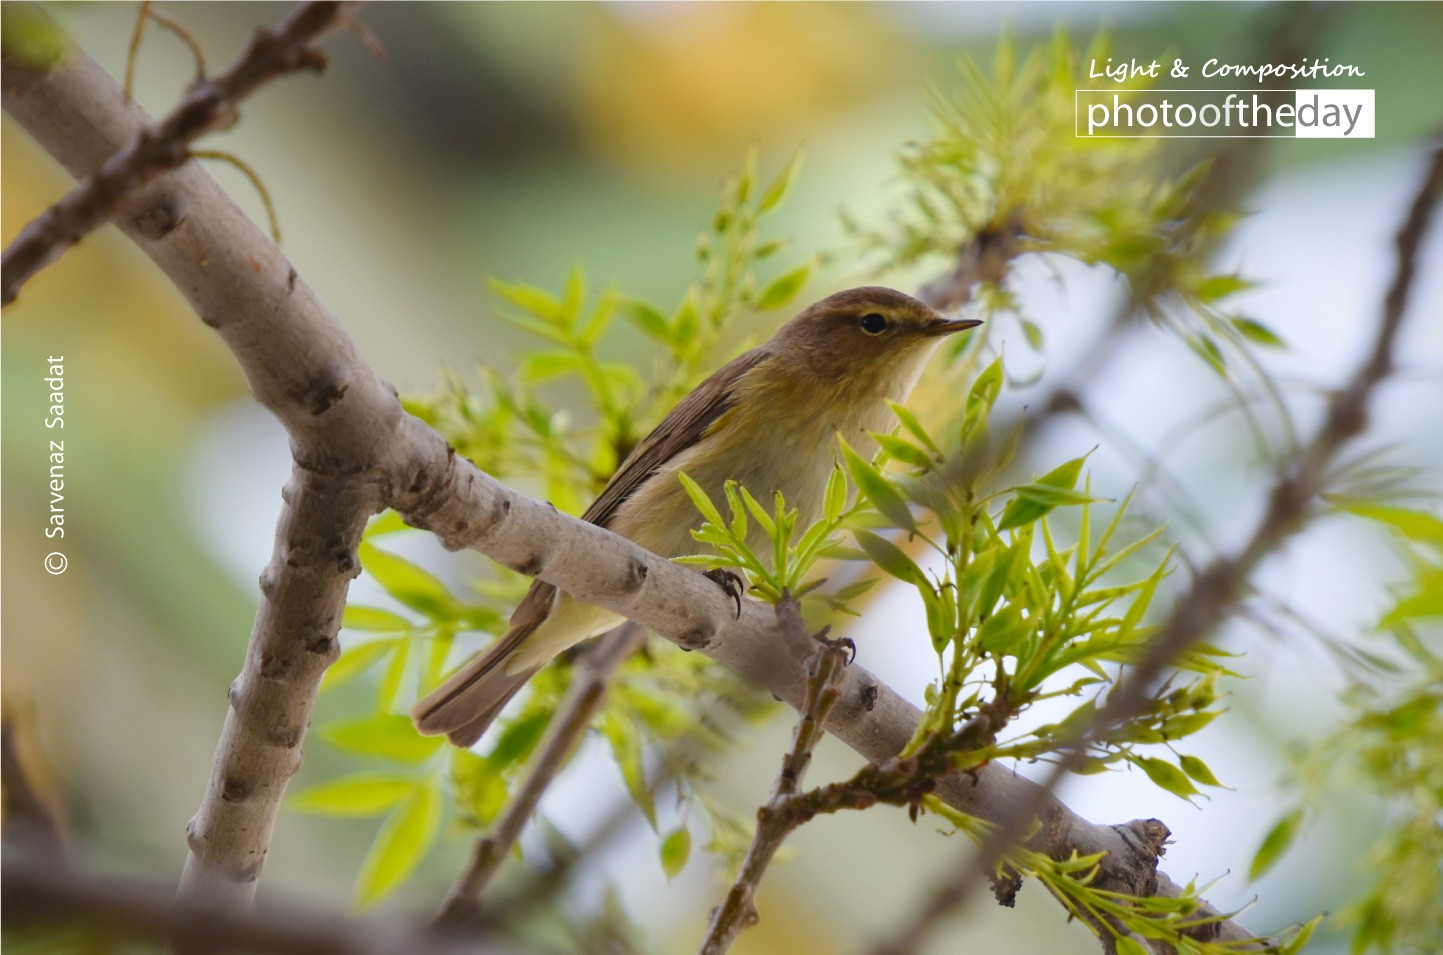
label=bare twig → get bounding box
[125,1,208,101]
[915,140,1443,947]
[915,219,1023,313]
[1,0,358,305]
[436,624,648,923]
[699,603,850,955]
[3,851,499,955]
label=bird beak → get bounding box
[922,316,984,337]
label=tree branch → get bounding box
[3,851,499,955]
[0,0,358,306]
[3,20,1263,944]
[435,624,647,923]
[178,465,378,906]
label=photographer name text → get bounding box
[44,356,69,575]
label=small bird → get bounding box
[412,286,981,746]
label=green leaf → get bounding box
[1381,584,1443,627]
[875,433,934,470]
[841,438,916,533]
[678,472,726,528]
[488,277,564,324]
[889,402,942,458]
[343,606,414,633]
[853,529,927,588]
[1115,935,1149,955]
[1250,808,1303,881]
[1178,754,1222,787]
[997,455,1091,531]
[356,784,442,907]
[518,350,585,384]
[976,604,1030,656]
[488,710,550,770]
[452,749,508,826]
[823,467,848,522]
[290,774,419,817]
[1190,334,1227,374]
[359,542,462,621]
[1013,483,1098,508]
[1232,316,1285,348]
[321,637,402,692]
[755,263,811,310]
[617,297,672,342]
[1020,318,1044,350]
[1,4,70,71]
[1136,756,1199,800]
[1036,455,1087,490]
[757,151,804,214]
[602,712,655,828]
[377,636,414,711]
[660,826,692,880]
[1196,274,1253,303]
[1335,502,1443,544]
[968,356,1004,412]
[562,263,585,320]
[319,715,445,764]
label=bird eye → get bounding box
[859,313,888,335]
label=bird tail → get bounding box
[411,624,543,747]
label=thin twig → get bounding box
[190,148,283,241]
[912,140,1443,946]
[699,602,851,955]
[126,1,208,101]
[1,0,357,305]
[436,624,648,923]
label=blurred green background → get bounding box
[4,3,1441,953]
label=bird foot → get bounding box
[703,568,745,619]
[820,631,857,664]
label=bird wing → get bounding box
[506,346,771,629]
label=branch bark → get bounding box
[3,18,1265,946]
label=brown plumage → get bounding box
[411,286,980,746]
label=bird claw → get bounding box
[807,623,856,663]
[823,634,857,664]
[703,568,745,619]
